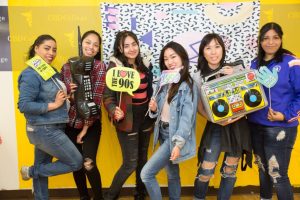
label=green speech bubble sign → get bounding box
[106,66,141,96]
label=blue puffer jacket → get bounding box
[150,81,198,164]
[18,67,69,125]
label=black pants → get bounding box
[65,120,102,200]
[106,104,153,199]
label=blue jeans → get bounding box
[141,124,181,200]
[194,126,238,200]
[250,123,297,200]
[26,123,83,200]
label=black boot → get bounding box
[134,192,146,200]
[80,195,90,200]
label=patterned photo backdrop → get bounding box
[101,1,260,81]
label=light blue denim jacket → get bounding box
[150,81,198,164]
[18,67,69,125]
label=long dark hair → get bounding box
[197,33,226,77]
[256,22,293,68]
[112,30,147,72]
[159,41,193,103]
[28,34,56,59]
[81,30,102,60]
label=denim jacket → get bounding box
[18,67,69,125]
[150,81,198,164]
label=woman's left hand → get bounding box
[170,146,180,161]
[70,83,77,93]
[221,66,234,75]
[76,125,89,144]
[268,108,285,121]
[68,83,77,99]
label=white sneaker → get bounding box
[20,166,31,181]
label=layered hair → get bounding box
[197,33,226,77]
[256,22,293,68]
[112,30,147,72]
[159,41,193,103]
[81,30,102,60]
[28,34,56,59]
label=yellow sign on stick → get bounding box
[106,66,140,96]
[26,55,56,80]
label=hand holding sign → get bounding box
[106,66,141,96]
[254,66,278,88]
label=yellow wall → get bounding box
[9,0,300,189]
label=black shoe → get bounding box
[134,193,146,200]
[103,192,115,200]
[80,195,90,200]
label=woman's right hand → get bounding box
[149,97,157,112]
[114,106,124,121]
[55,90,67,107]
[221,66,234,75]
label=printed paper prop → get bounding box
[106,66,140,96]
[153,69,181,98]
[158,69,181,87]
[254,66,279,108]
[254,66,278,88]
[26,55,56,80]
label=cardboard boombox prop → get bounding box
[200,62,268,123]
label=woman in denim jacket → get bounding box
[18,35,82,200]
[141,41,197,200]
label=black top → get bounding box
[197,73,253,170]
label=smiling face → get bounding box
[34,39,57,64]
[82,33,100,58]
[261,29,282,60]
[121,36,139,64]
[163,48,183,70]
[203,38,223,70]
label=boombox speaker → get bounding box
[200,68,268,123]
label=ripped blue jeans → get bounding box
[194,126,239,200]
[250,123,297,200]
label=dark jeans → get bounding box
[106,129,151,200]
[65,120,102,200]
[250,123,297,200]
[194,126,238,200]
